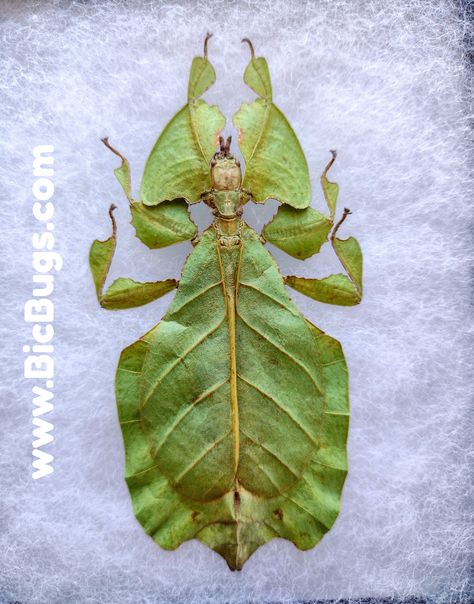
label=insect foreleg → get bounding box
[320,149,339,219]
[102,137,132,202]
[89,205,177,310]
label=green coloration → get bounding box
[89,210,178,310]
[233,49,311,208]
[89,233,115,299]
[285,234,363,306]
[89,37,363,570]
[101,137,132,201]
[262,205,332,259]
[130,200,197,249]
[98,277,177,310]
[141,55,226,205]
[321,153,339,218]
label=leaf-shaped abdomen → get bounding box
[139,226,325,503]
[140,235,234,501]
[235,229,325,497]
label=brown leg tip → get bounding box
[204,32,213,58]
[241,37,255,59]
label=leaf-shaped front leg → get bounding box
[233,40,311,209]
[101,137,132,201]
[262,150,363,305]
[141,34,226,205]
[130,200,197,249]
[321,149,339,219]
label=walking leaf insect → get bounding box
[89,34,363,570]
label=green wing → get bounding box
[141,55,226,205]
[116,225,348,569]
[233,52,311,208]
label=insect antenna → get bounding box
[213,135,233,160]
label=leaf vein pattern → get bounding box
[238,374,317,447]
[241,428,299,479]
[262,520,283,538]
[189,103,207,164]
[313,459,345,471]
[201,468,233,500]
[143,316,225,406]
[128,463,160,479]
[283,495,331,531]
[244,100,271,168]
[168,280,222,314]
[174,431,231,483]
[236,312,323,396]
[325,411,349,416]
[239,280,298,314]
[322,358,345,367]
[150,380,228,457]
[247,458,281,491]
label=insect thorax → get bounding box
[208,143,245,245]
[212,190,241,218]
[211,190,244,246]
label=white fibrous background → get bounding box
[1,1,472,602]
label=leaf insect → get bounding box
[90,34,363,570]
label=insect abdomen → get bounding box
[137,227,325,503]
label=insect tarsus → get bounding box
[204,32,213,58]
[241,37,255,59]
[108,204,117,237]
[331,207,352,241]
[323,149,338,178]
[101,137,126,162]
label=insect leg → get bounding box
[320,149,339,218]
[262,150,341,259]
[89,205,177,310]
[284,208,362,306]
[262,204,333,260]
[102,137,132,202]
[102,137,198,249]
